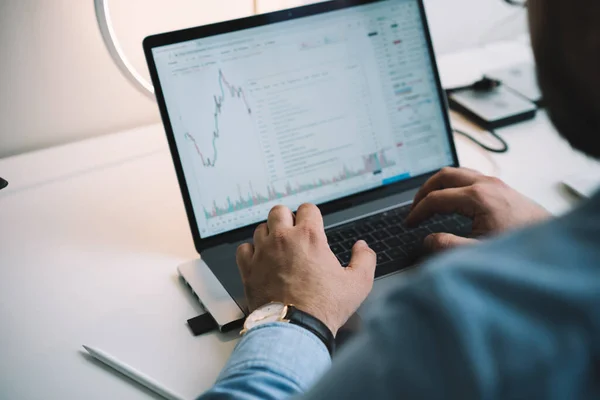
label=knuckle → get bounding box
[469,183,488,199]
[362,245,377,257]
[236,245,251,268]
[436,234,451,249]
[424,190,441,202]
[253,223,266,238]
[270,204,289,214]
[439,166,455,177]
[299,224,320,242]
[426,233,444,249]
[236,243,249,255]
[485,176,505,186]
[268,205,289,220]
[271,227,289,243]
[298,202,317,212]
[352,249,376,272]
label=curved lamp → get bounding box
[94,0,155,99]
[94,0,259,100]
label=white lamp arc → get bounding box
[94,0,260,100]
[94,0,155,99]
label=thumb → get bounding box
[424,233,478,252]
[347,240,376,277]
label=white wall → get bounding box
[0,0,526,159]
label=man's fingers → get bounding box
[347,240,376,278]
[295,203,324,229]
[236,243,254,273]
[253,223,268,246]
[412,167,483,210]
[406,187,475,227]
[424,233,478,252]
[267,205,295,232]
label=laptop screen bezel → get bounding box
[143,0,459,253]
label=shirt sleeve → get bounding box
[198,322,331,400]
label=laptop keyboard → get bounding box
[326,203,472,278]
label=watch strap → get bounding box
[286,306,335,356]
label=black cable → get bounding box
[453,128,509,154]
[446,77,510,154]
[447,77,502,93]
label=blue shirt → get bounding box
[200,193,600,399]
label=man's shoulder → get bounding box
[360,200,600,399]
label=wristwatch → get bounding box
[241,302,335,356]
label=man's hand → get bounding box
[236,203,376,336]
[406,167,551,252]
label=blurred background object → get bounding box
[0,0,527,159]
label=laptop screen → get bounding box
[151,0,454,239]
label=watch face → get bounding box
[244,303,287,331]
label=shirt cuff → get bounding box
[217,322,332,391]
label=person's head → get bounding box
[528,0,600,159]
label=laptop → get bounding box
[143,0,471,328]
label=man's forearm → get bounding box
[199,323,331,400]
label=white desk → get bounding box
[1,52,599,399]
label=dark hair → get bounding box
[529,0,600,159]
